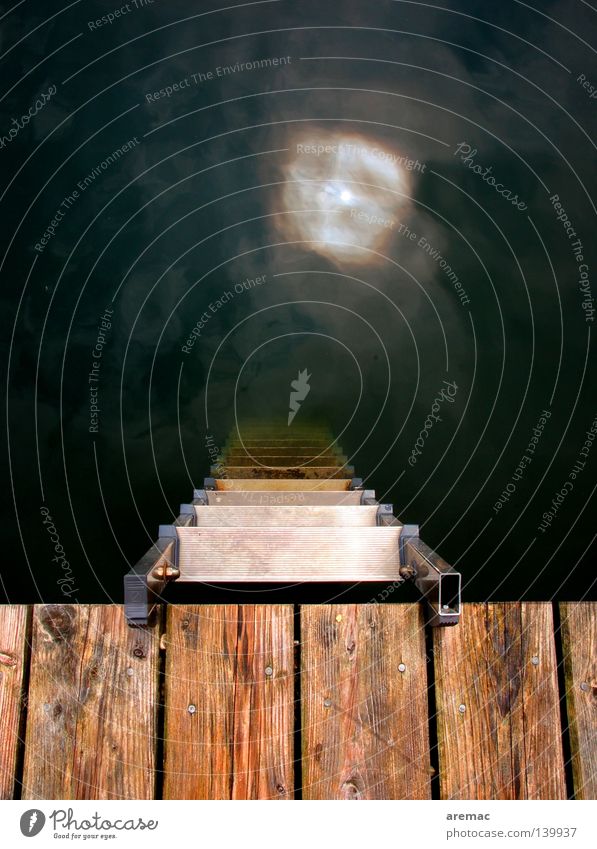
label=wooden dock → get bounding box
[0,601,594,800]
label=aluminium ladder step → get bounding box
[215,456,346,467]
[202,490,367,505]
[228,423,331,432]
[223,455,347,465]
[224,447,344,458]
[212,466,354,479]
[222,439,339,454]
[175,526,403,582]
[228,427,335,443]
[211,479,352,491]
[194,505,380,527]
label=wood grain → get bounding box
[22,605,159,799]
[433,603,566,799]
[0,605,30,799]
[10,601,586,800]
[560,602,597,799]
[163,604,294,799]
[301,603,430,799]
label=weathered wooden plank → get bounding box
[433,603,566,799]
[301,603,431,799]
[22,605,159,799]
[0,606,30,799]
[163,604,294,799]
[560,602,597,799]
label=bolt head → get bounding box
[188,704,197,714]
[264,666,273,677]
[458,704,466,714]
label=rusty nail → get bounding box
[398,663,406,673]
[188,704,197,714]
[265,666,273,677]
[458,704,466,714]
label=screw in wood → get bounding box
[580,682,589,692]
[458,704,466,713]
[188,704,197,714]
[265,666,273,677]
[323,698,332,708]
[531,656,540,666]
[398,663,406,673]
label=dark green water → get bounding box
[1,0,595,603]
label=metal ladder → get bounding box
[124,424,461,627]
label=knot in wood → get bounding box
[341,776,364,799]
[38,605,76,642]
